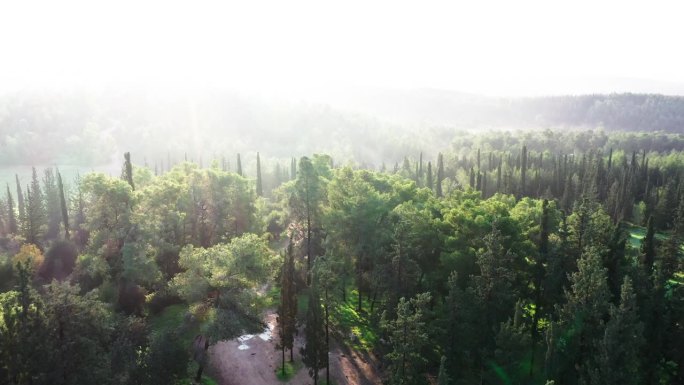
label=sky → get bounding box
[1,0,684,96]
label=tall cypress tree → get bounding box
[301,284,326,385]
[43,168,61,240]
[57,170,70,239]
[236,153,243,177]
[256,152,263,197]
[521,145,528,196]
[122,152,135,190]
[15,174,25,232]
[278,240,296,373]
[426,161,433,191]
[436,153,444,198]
[6,184,17,234]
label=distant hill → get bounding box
[1,89,684,169]
[314,88,684,132]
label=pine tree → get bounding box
[597,276,644,385]
[640,215,655,273]
[57,170,70,239]
[382,292,431,385]
[550,248,610,384]
[256,152,263,197]
[236,153,243,176]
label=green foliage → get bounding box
[381,292,431,385]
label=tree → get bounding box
[41,281,112,385]
[640,215,656,273]
[312,255,338,384]
[301,284,326,385]
[549,248,610,384]
[122,152,135,190]
[256,152,263,197]
[0,261,50,384]
[437,356,451,385]
[15,174,25,233]
[57,170,70,239]
[291,156,324,276]
[6,184,17,234]
[237,153,243,176]
[43,168,62,240]
[24,168,47,246]
[520,145,528,196]
[426,161,433,191]
[436,153,444,197]
[381,292,431,385]
[596,276,644,385]
[278,239,296,373]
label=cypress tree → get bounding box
[521,145,527,196]
[122,152,135,190]
[291,157,297,180]
[278,240,296,373]
[57,170,70,239]
[43,168,61,240]
[426,161,433,191]
[16,175,25,229]
[301,284,326,385]
[469,167,475,189]
[256,152,263,197]
[6,184,17,234]
[418,152,423,180]
[496,159,502,193]
[436,153,444,197]
[236,153,243,176]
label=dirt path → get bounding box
[208,311,383,385]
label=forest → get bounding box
[1,128,683,385]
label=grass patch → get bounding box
[149,304,187,334]
[267,285,281,308]
[626,223,669,249]
[274,361,301,381]
[331,287,379,352]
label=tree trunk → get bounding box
[282,344,286,376]
[325,287,330,385]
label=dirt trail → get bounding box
[208,311,383,385]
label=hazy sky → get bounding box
[2,0,684,96]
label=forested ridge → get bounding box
[1,129,683,385]
[3,90,684,168]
